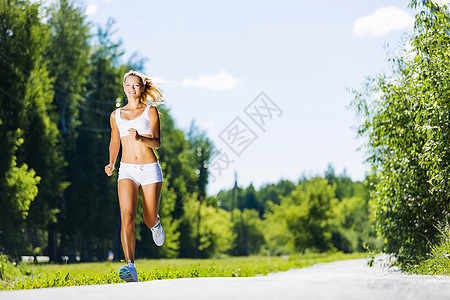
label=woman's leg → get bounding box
[141,181,163,228]
[118,179,139,263]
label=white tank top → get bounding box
[115,105,152,138]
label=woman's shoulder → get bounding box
[147,104,159,114]
[110,107,120,119]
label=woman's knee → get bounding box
[121,211,136,226]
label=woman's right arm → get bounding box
[105,111,120,176]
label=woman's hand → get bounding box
[128,128,142,141]
[105,164,114,176]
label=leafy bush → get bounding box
[0,255,19,282]
[351,0,450,266]
[406,225,450,275]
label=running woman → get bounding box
[105,70,165,282]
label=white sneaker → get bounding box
[119,262,138,282]
[151,220,165,246]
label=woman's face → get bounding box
[123,75,144,99]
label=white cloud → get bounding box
[352,6,414,37]
[182,70,239,90]
[85,5,98,16]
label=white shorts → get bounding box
[117,161,163,186]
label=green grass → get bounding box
[405,225,450,276]
[1,252,367,290]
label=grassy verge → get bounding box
[1,252,367,290]
[405,225,450,276]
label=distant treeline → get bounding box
[0,0,376,262]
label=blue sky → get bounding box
[78,0,429,195]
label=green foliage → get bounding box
[330,196,377,253]
[157,108,200,257]
[21,22,66,263]
[405,224,450,275]
[64,18,122,262]
[186,121,215,257]
[181,194,235,257]
[231,209,265,256]
[198,206,234,256]
[136,164,180,259]
[2,154,40,258]
[325,164,356,201]
[0,255,20,283]
[0,0,49,259]
[46,0,92,140]
[5,152,40,221]
[217,179,296,217]
[43,0,92,261]
[266,177,337,253]
[351,1,450,266]
[262,207,295,255]
[187,121,214,199]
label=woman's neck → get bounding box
[126,98,145,109]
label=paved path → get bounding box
[1,258,449,300]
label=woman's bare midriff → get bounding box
[120,134,158,164]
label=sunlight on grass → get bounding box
[1,252,367,290]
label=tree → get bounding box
[157,110,198,257]
[0,0,61,259]
[181,194,235,258]
[330,196,376,253]
[265,178,337,253]
[22,57,66,262]
[64,19,123,261]
[43,0,92,261]
[258,180,296,216]
[186,121,214,257]
[1,138,40,259]
[351,0,450,265]
[218,179,296,218]
[232,209,265,256]
[324,164,354,201]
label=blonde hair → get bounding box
[123,70,165,105]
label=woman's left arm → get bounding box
[130,106,161,149]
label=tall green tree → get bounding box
[181,193,235,258]
[352,0,450,265]
[265,178,337,253]
[45,0,91,261]
[64,19,122,261]
[218,179,296,217]
[22,57,66,261]
[232,209,265,256]
[0,0,56,259]
[324,164,354,201]
[157,110,198,257]
[186,121,214,257]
